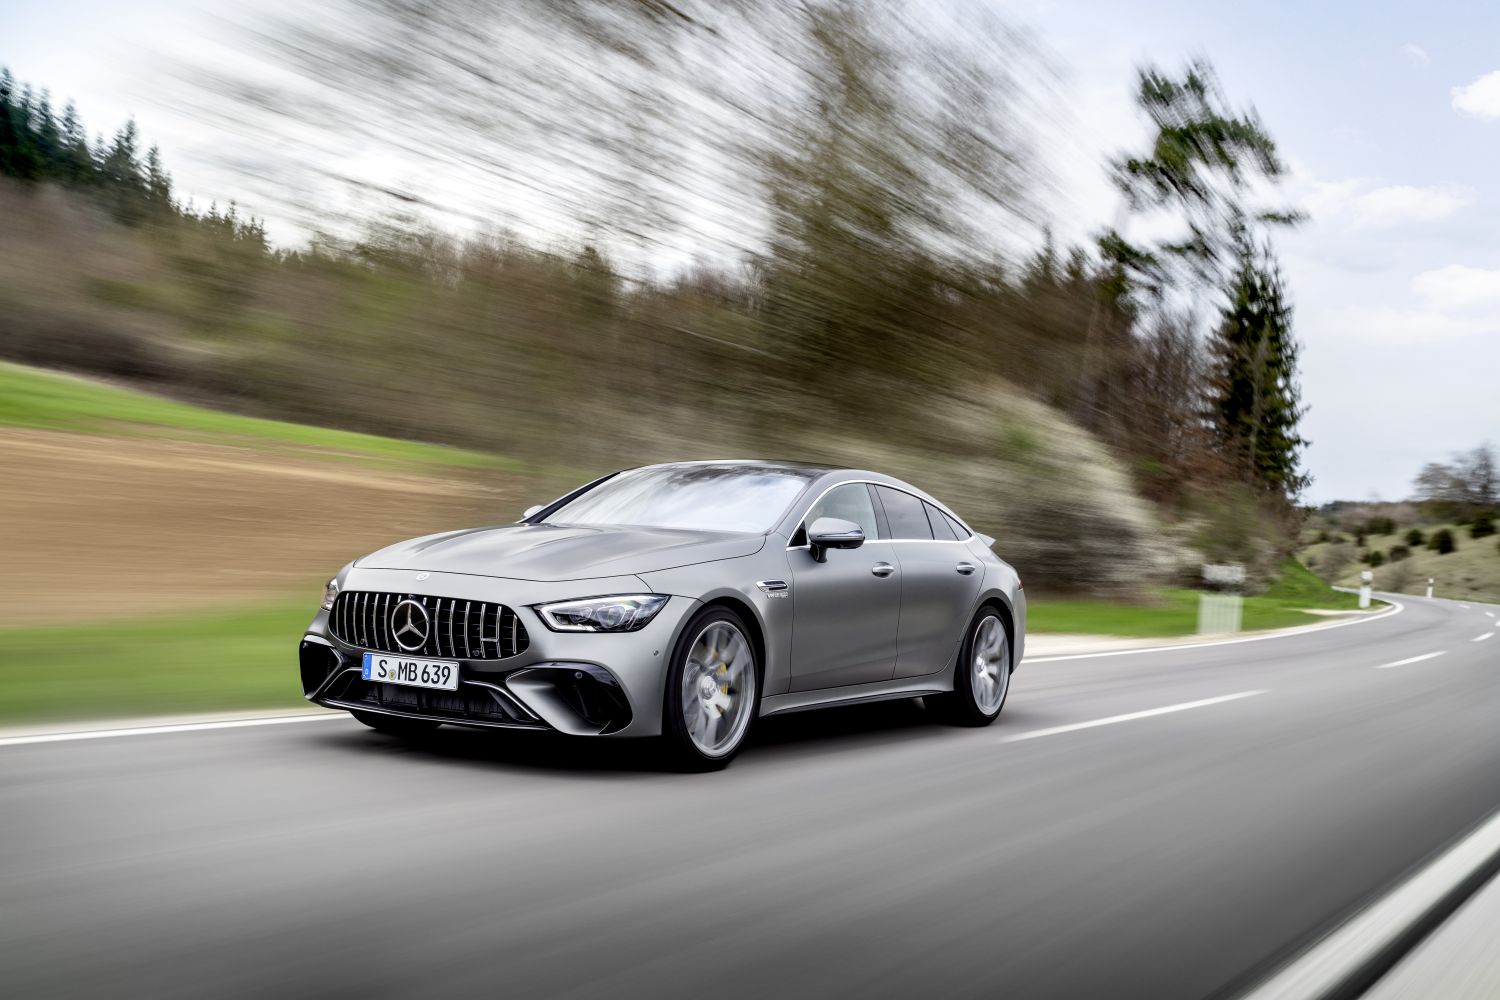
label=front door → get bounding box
[788,483,901,691]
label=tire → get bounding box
[928,607,1012,727]
[661,606,761,771]
[351,710,442,737]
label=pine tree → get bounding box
[58,101,93,183]
[0,68,42,180]
[145,145,172,207]
[32,88,60,172]
[1207,236,1309,500]
[102,119,143,190]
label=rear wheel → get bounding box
[661,607,760,771]
[351,710,442,737]
[928,608,1011,727]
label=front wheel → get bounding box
[928,609,1011,727]
[351,710,442,737]
[661,607,760,771]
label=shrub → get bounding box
[1367,550,1386,567]
[1319,544,1353,581]
[1355,532,1366,547]
[1472,512,1496,539]
[1389,544,1410,561]
[1405,528,1425,547]
[1385,559,1414,593]
[1316,530,1330,543]
[1429,529,1457,555]
[1366,516,1396,536]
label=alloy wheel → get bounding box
[971,614,1009,714]
[680,620,756,757]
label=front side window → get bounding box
[874,486,933,540]
[545,465,815,533]
[803,483,881,541]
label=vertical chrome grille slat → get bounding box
[446,598,457,660]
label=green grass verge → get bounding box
[0,561,1367,725]
[0,361,515,471]
[0,601,311,724]
[1029,558,1368,638]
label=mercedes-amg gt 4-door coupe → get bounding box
[299,461,1026,769]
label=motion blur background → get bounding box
[2,0,1497,723]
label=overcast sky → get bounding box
[3,0,1497,503]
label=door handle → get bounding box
[956,561,976,575]
[871,562,895,578]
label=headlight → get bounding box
[321,578,339,611]
[535,594,669,632]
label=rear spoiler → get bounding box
[978,533,996,548]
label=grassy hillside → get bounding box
[1302,523,1500,603]
[0,362,514,472]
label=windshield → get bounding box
[544,465,816,533]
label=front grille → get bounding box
[329,591,530,660]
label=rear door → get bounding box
[872,486,983,679]
[787,483,901,691]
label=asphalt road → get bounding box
[3,595,1498,999]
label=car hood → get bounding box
[356,523,766,582]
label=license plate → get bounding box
[361,652,460,691]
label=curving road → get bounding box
[2,595,1498,999]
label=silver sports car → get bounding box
[299,461,1026,769]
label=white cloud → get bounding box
[1350,185,1471,227]
[1399,44,1430,67]
[1321,304,1497,344]
[1298,175,1473,230]
[1413,265,1500,309]
[1452,70,1500,119]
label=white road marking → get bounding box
[1001,690,1267,743]
[1375,651,1446,669]
[1240,808,1500,999]
[1026,599,1404,664]
[1461,604,1472,610]
[1476,632,1495,643]
[0,713,346,749]
[1487,611,1495,618]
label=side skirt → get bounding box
[759,677,950,718]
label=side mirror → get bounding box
[521,504,545,521]
[807,516,865,563]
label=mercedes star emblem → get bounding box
[390,598,431,651]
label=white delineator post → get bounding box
[1359,570,1373,610]
[1199,563,1246,635]
[1426,578,1434,599]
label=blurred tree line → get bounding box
[0,69,266,246]
[0,2,1313,589]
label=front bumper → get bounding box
[300,567,698,738]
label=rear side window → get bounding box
[944,511,971,539]
[874,486,933,540]
[804,483,881,541]
[924,502,959,540]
